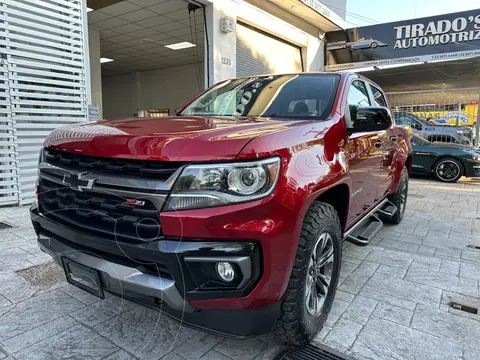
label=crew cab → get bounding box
[31,72,412,345]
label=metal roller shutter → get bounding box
[1,0,89,205]
[236,22,303,78]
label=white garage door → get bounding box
[236,23,303,78]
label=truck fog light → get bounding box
[216,262,235,282]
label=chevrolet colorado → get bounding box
[31,72,412,345]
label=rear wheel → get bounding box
[433,157,463,182]
[274,202,342,345]
[384,167,408,224]
[371,42,378,48]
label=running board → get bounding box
[344,199,399,246]
[345,214,383,246]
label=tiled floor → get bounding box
[0,177,479,359]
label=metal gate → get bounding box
[0,0,89,205]
[387,88,480,147]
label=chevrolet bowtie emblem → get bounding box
[63,172,98,192]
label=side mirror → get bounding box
[412,122,422,130]
[349,106,392,133]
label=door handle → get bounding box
[375,140,383,148]
[390,136,398,142]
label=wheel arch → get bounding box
[311,183,350,231]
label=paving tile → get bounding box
[200,350,231,360]
[375,264,406,279]
[457,278,479,298]
[0,294,11,309]
[342,245,372,260]
[398,233,424,245]
[424,235,465,249]
[103,350,137,360]
[69,295,133,327]
[411,255,442,270]
[413,228,429,237]
[174,332,224,360]
[461,249,480,263]
[338,273,369,295]
[214,338,267,360]
[249,337,284,360]
[359,287,417,311]
[417,245,436,256]
[372,302,413,326]
[351,318,462,360]
[434,247,462,259]
[325,299,349,327]
[364,273,442,307]
[335,290,355,303]
[2,316,77,353]
[460,262,480,281]
[364,249,413,269]
[339,260,359,280]
[464,347,480,360]
[341,296,378,325]
[14,324,118,360]
[439,259,460,276]
[405,265,458,291]
[0,289,84,341]
[412,305,480,350]
[164,353,189,360]
[351,261,379,277]
[377,239,420,253]
[95,306,197,360]
[376,228,401,240]
[323,318,363,351]
[60,285,102,306]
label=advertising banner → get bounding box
[326,9,480,70]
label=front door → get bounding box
[368,84,395,199]
[345,80,383,226]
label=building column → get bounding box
[88,29,103,118]
[204,0,237,87]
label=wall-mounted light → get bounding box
[87,7,94,12]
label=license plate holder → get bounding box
[61,257,104,299]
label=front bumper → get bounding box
[31,205,280,337]
[466,162,480,177]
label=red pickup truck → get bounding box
[31,72,412,345]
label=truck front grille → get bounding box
[44,148,181,181]
[38,178,163,244]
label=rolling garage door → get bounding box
[0,0,89,205]
[236,22,303,78]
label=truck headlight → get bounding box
[165,157,280,211]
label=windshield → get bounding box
[179,74,340,120]
[411,134,431,146]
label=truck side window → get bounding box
[347,81,371,123]
[370,85,387,107]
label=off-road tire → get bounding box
[384,167,408,224]
[274,202,342,345]
[433,157,464,183]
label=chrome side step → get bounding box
[344,198,398,246]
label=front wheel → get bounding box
[274,202,342,345]
[433,157,463,182]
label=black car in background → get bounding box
[411,134,480,182]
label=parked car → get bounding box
[394,111,473,145]
[347,37,387,49]
[31,72,412,345]
[411,134,480,182]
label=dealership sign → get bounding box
[326,9,480,70]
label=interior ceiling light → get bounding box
[87,7,94,12]
[100,57,114,64]
[165,41,196,50]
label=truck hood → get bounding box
[44,116,306,161]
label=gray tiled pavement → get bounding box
[0,177,479,359]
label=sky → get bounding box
[344,0,480,27]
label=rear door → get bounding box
[368,84,395,199]
[345,80,383,225]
